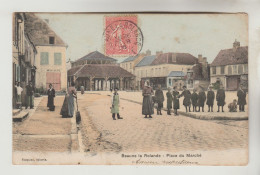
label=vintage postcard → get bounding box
[12,12,248,165]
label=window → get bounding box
[221,66,225,74]
[228,66,232,75]
[244,64,248,73]
[169,79,172,86]
[49,36,55,44]
[233,65,237,74]
[54,53,62,65]
[212,66,216,75]
[151,68,154,76]
[40,52,49,65]
[238,64,243,74]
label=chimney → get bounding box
[198,54,203,63]
[156,51,163,56]
[146,49,151,56]
[233,39,240,51]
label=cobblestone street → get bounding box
[78,92,248,153]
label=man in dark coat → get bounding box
[179,85,191,112]
[47,84,56,111]
[155,84,164,115]
[166,87,173,115]
[172,86,180,115]
[237,85,246,112]
[191,89,198,112]
[206,85,215,112]
[26,82,34,109]
[216,84,225,112]
[198,86,206,112]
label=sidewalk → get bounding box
[85,91,248,120]
[13,96,79,153]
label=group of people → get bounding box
[14,81,35,109]
[141,81,247,118]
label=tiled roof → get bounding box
[135,55,156,67]
[168,71,186,77]
[67,65,84,76]
[68,64,135,78]
[24,13,67,46]
[151,52,198,65]
[211,46,248,66]
[121,55,139,63]
[76,51,116,62]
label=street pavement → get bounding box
[77,92,248,153]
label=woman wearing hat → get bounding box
[47,83,56,111]
[142,81,154,118]
[179,85,191,113]
[206,85,215,112]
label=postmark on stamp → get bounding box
[104,15,143,57]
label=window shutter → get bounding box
[54,53,62,65]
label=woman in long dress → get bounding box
[142,81,154,118]
[47,84,55,111]
[60,82,77,118]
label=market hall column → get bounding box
[105,77,109,91]
[119,77,124,91]
[89,76,94,91]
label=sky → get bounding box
[37,13,248,63]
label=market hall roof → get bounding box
[75,51,116,63]
[168,71,186,77]
[135,55,156,67]
[151,52,198,65]
[68,64,135,78]
[211,46,248,66]
[24,13,67,47]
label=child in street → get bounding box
[166,87,173,115]
[228,99,238,112]
[172,86,180,116]
[111,88,123,120]
[191,89,198,112]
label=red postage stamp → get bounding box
[104,16,143,57]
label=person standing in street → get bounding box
[26,82,34,109]
[206,85,215,112]
[166,87,173,115]
[191,89,198,112]
[111,88,123,120]
[142,81,154,118]
[197,86,206,112]
[47,84,56,111]
[179,85,191,112]
[16,82,23,109]
[155,84,164,115]
[216,84,226,112]
[172,86,180,116]
[237,84,247,112]
[60,82,77,118]
[80,84,85,94]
